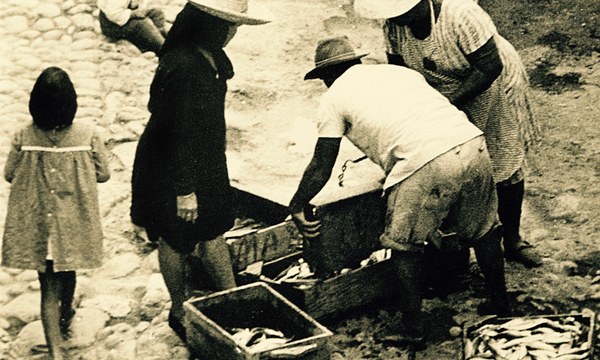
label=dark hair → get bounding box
[158,3,234,79]
[29,67,77,131]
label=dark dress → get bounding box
[131,44,234,254]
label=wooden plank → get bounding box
[226,220,300,272]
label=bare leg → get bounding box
[196,235,236,291]
[39,269,67,360]
[158,238,187,320]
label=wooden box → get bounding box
[237,251,400,320]
[228,187,302,273]
[461,312,596,360]
[183,282,333,360]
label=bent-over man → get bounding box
[289,35,510,344]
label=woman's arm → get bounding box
[447,37,503,108]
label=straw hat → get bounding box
[188,0,274,25]
[354,0,421,19]
[304,36,368,80]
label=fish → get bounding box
[525,340,559,352]
[554,352,590,360]
[248,338,290,352]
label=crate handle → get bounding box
[266,343,318,358]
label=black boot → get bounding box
[497,180,542,267]
[473,224,511,317]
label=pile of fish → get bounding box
[229,327,293,352]
[465,316,592,360]
[270,248,393,285]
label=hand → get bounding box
[291,209,321,239]
[177,193,198,223]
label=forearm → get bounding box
[451,37,504,108]
[447,69,493,107]
[289,161,332,214]
[289,137,341,214]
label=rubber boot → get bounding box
[497,180,542,267]
[473,224,511,317]
[393,252,426,346]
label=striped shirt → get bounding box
[383,0,540,183]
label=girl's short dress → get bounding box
[1,123,110,272]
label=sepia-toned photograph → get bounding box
[0,0,600,359]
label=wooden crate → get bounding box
[306,187,386,277]
[184,282,333,360]
[237,251,400,320]
[461,312,596,360]
[225,220,301,273]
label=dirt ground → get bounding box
[216,0,600,358]
[2,0,600,358]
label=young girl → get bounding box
[1,67,110,360]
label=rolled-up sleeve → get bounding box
[98,0,132,26]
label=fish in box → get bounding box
[462,312,596,360]
[237,249,399,320]
[184,282,333,360]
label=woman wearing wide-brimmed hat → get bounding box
[130,0,273,342]
[355,0,543,268]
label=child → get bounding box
[1,67,111,360]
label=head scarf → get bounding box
[159,3,234,79]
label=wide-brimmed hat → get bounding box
[304,36,368,80]
[188,0,274,25]
[354,0,421,19]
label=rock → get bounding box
[35,3,61,18]
[71,38,99,51]
[135,321,150,333]
[140,274,170,320]
[8,320,45,359]
[54,16,72,29]
[5,282,28,297]
[15,269,39,283]
[67,4,92,15]
[81,294,133,318]
[71,13,95,30]
[547,193,580,223]
[138,322,184,351]
[4,16,29,34]
[0,271,13,286]
[449,326,462,338]
[151,310,169,326]
[111,141,138,170]
[43,29,65,40]
[32,18,55,32]
[66,307,110,349]
[28,280,40,291]
[0,80,19,94]
[97,253,141,279]
[549,261,579,276]
[94,323,138,360]
[1,291,40,323]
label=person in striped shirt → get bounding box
[355,0,543,268]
